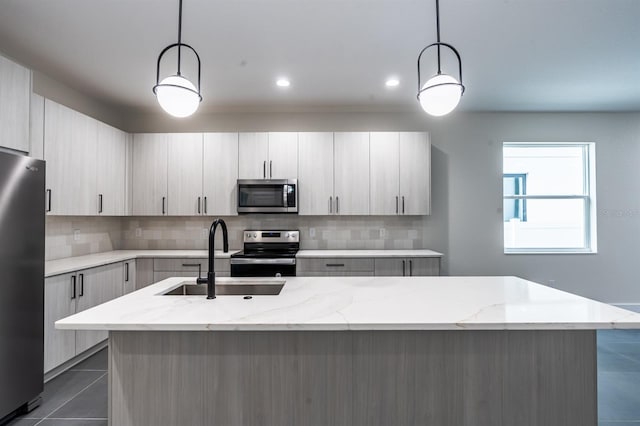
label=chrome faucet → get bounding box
[196,218,229,299]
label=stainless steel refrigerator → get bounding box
[0,151,45,421]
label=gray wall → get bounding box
[46,109,640,303]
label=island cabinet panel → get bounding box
[297,258,374,276]
[44,263,126,373]
[298,132,334,215]
[44,273,77,372]
[132,134,168,215]
[374,257,440,276]
[203,133,238,216]
[109,330,597,426]
[0,54,30,153]
[167,133,203,216]
[334,132,370,215]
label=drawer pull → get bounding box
[326,263,345,267]
[71,275,76,300]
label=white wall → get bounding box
[124,110,640,303]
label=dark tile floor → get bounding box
[6,329,640,425]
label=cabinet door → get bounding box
[75,263,124,354]
[132,134,168,215]
[29,93,45,160]
[268,132,298,179]
[238,132,269,179]
[123,260,137,294]
[0,54,30,153]
[399,132,431,215]
[334,132,369,215]
[135,259,155,290]
[298,132,334,215]
[374,258,406,276]
[370,132,400,215]
[44,100,98,215]
[44,273,77,372]
[406,257,440,276]
[167,133,203,216]
[96,122,127,215]
[203,133,238,216]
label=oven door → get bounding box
[230,258,297,277]
[237,179,297,213]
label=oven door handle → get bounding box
[230,258,296,265]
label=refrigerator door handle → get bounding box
[46,189,52,212]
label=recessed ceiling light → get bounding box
[276,78,291,88]
[385,78,400,88]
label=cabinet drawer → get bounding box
[297,258,374,273]
[297,271,374,277]
[153,258,230,272]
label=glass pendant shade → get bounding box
[155,75,200,118]
[418,74,463,117]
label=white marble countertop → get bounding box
[56,275,640,331]
[296,249,443,258]
[45,250,238,277]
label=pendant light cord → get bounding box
[177,0,183,76]
[436,0,441,74]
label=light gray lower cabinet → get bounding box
[135,259,154,290]
[44,262,125,373]
[374,257,440,276]
[297,258,375,276]
[123,260,136,294]
[152,258,230,282]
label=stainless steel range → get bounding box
[230,230,300,277]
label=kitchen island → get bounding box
[57,276,640,426]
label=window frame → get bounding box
[502,142,597,254]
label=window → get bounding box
[503,143,596,253]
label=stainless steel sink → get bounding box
[162,278,285,296]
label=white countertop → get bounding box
[56,275,640,331]
[45,250,238,277]
[296,249,443,258]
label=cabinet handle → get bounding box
[270,160,273,179]
[204,197,208,214]
[46,189,52,212]
[329,196,333,214]
[198,197,201,214]
[79,273,84,297]
[396,196,399,214]
[162,197,166,215]
[263,161,266,179]
[326,263,345,267]
[98,194,103,214]
[125,262,129,282]
[402,260,406,276]
[336,196,340,214]
[402,196,405,214]
[182,263,202,278]
[71,275,76,300]
[409,259,413,276]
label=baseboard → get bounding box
[44,340,108,383]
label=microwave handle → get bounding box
[283,185,288,207]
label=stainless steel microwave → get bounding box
[237,179,298,213]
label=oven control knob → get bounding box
[246,233,251,238]
[253,233,257,238]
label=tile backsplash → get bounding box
[46,215,433,260]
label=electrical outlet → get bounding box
[379,228,386,238]
[73,229,81,241]
[309,228,316,238]
[135,228,142,238]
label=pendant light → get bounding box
[153,0,202,118]
[416,0,465,117]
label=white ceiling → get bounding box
[0,0,639,113]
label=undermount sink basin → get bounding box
[162,278,285,296]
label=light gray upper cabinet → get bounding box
[167,133,203,216]
[298,132,334,215]
[334,132,369,215]
[44,100,98,215]
[96,121,127,215]
[399,132,431,215]
[370,132,400,215]
[369,132,431,216]
[132,133,168,216]
[0,54,30,153]
[238,132,269,179]
[238,132,298,179]
[29,93,45,160]
[267,132,298,179]
[203,133,239,216]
